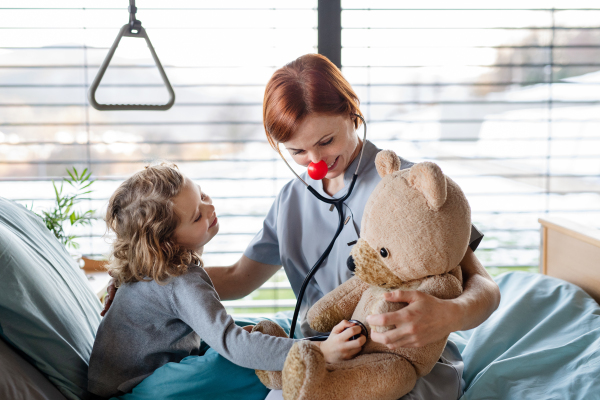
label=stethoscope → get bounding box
[277,113,369,341]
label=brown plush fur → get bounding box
[307,276,370,332]
[255,150,472,400]
[252,320,288,390]
[282,341,417,400]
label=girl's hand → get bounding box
[318,320,366,364]
[100,277,117,317]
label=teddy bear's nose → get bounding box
[346,255,356,272]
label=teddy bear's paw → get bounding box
[282,341,325,400]
[251,320,288,389]
[251,320,289,338]
[256,369,283,390]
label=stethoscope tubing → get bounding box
[288,176,357,336]
[286,114,367,337]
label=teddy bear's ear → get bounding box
[407,162,447,211]
[375,150,401,178]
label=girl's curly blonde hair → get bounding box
[105,162,202,286]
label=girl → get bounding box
[87,162,365,398]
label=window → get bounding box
[0,1,317,315]
[2,1,599,316]
[342,1,600,275]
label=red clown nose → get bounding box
[307,160,328,180]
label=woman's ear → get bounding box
[375,150,401,178]
[351,113,362,129]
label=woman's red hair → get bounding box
[263,53,363,149]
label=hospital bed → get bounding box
[1,197,599,400]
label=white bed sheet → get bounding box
[265,389,284,400]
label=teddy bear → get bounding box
[252,149,472,400]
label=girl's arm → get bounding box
[366,248,501,349]
[174,267,294,371]
[100,255,280,315]
[177,268,365,371]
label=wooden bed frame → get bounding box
[539,217,600,304]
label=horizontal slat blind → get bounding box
[342,1,600,275]
[0,1,317,316]
[2,1,600,316]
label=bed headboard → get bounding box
[539,217,600,304]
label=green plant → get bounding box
[34,167,96,250]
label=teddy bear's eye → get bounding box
[380,248,389,258]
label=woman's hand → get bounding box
[317,320,366,364]
[100,278,117,317]
[366,248,501,350]
[366,290,457,349]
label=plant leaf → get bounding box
[52,181,59,199]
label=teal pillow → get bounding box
[114,312,299,400]
[0,197,102,400]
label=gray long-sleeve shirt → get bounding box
[88,265,296,398]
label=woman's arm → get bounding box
[450,247,501,331]
[366,248,501,349]
[204,255,282,300]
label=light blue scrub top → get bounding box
[244,140,483,337]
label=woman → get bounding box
[206,54,500,399]
[102,54,500,399]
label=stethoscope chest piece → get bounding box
[302,319,369,342]
[347,319,369,341]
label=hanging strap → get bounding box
[88,0,175,111]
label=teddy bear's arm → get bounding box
[448,265,463,286]
[307,276,370,332]
[417,272,463,300]
[369,294,408,333]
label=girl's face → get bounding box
[172,177,219,252]
[281,113,361,181]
